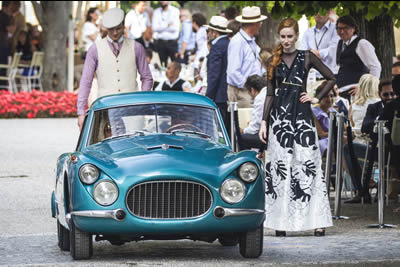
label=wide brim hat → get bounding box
[205,16,232,33]
[102,8,125,29]
[235,6,267,23]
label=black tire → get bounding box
[239,225,264,258]
[218,236,239,246]
[57,220,70,251]
[70,219,93,260]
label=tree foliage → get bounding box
[207,1,400,25]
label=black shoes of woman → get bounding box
[275,231,286,237]
[314,228,325,236]
[275,229,325,236]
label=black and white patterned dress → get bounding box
[263,50,335,231]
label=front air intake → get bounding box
[126,180,213,219]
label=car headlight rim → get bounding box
[239,162,259,183]
[93,180,119,206]
[79,163,100,184]
[220,178,246,204]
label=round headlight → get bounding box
[79,164,99,184]
[239,162,259,183]
[220,179,246,204]
[93,180,118,206]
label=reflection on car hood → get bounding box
[83,134,239,185]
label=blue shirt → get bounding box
[227,29,265,89]
[299,21,340,73]
[178,19,195,51]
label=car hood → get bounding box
[81,134,251,186]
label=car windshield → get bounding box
[88,104,226,145]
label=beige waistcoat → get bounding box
[95,38,138,98]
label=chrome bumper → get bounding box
[213,206,264,218]
[66,207,264,223]
[67,209,126,222]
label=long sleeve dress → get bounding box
[262,50,336,231]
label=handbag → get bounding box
[391,110,400,146]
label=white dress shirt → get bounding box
[125,9,150,40]
[300,21,339,73]
[82,22,100,52]
[332,35,382,93]
[244,87,267,135]
[227,29,265,89]
[152,5,180,40]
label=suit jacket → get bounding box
[381,98,400,134]
[206,36,229,104]
[361,100,384,141]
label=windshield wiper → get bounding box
[102,131,145,141]
[171,129,211,139]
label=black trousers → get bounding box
[156,39,178,67]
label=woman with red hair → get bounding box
[259,18,335,237]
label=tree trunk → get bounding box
[351,10,394,80]
[32,2,72,91]
[256,7,280,51]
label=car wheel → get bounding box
[57,220,70,251]
[70,219,93,260]
[218,236,239,246]
[239,225,263,258]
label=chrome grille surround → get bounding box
[126,180,213,219]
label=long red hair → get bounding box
[268,18,299,80]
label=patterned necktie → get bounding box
[112,41,120,57]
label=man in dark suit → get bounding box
[205,16,232,128]
[381,75,400,182]
[347,79,396,203]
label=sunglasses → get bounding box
[336,26,352,31]
[382,92,395,97]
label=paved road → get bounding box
[0,118,400,266]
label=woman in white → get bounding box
[343,74,380,201]
[349,74,380,142]
[82,8,101,57]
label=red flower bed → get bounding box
[0,90,77,118]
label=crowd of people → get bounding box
[74,2,400,238]
[0,1,43,88]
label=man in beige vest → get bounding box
[77,8,153,129]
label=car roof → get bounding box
[90,91,217,111]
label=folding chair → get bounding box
[15,51,44,92]
[0,52,22,93]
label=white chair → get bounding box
[15,51,44,92]
[0,52,22,93]
[238,108,253,130]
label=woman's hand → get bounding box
[299,92,319,104]
[259,120,268,144]
[299,92,312,103]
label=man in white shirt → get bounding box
[239,75,266,150]
[227,6,267,109]
[125,1,151,41]
[333,15,381,102]
[152,1,180,67]
[300,12,339,74]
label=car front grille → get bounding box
[126,180,213,219]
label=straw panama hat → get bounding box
[102,8,125,29]
[205,16,232,33]
[235,6,267,23]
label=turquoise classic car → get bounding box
[51,91,265,260]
